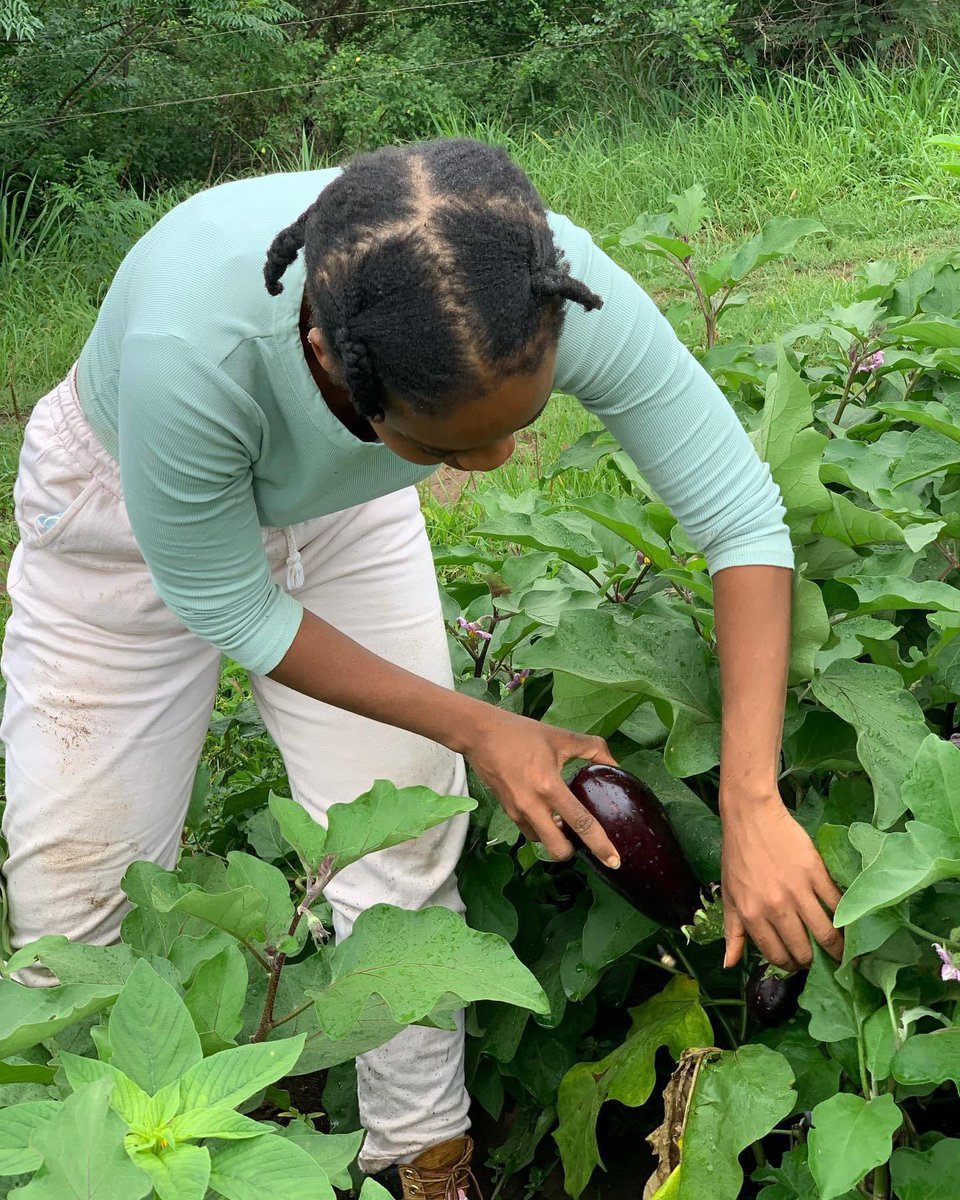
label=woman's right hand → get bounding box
[461,706,622,868]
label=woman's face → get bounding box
[307,326,557,472]
[374,345,557,472]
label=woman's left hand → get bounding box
[720,789,844,971]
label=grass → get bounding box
[2,56,960,572]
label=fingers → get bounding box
[801,896,845,962]
[574,733,619,768]
[813,865,844,912]
[723,906,746,969]
[750,921,799,972]
[551,789,621,868]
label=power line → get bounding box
[0,33,640,135]
[4,0,501,50]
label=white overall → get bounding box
[0,368,471,1171]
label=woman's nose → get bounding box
[455,435,516,473]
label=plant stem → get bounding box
[621,561,651,603]
[903,919,957,948]
[250,856,333,1043]
[270,998,315,1031]
[241,941,270,972]
[872,1160,890,1200]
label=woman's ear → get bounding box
[306,327,343,381]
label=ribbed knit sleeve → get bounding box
[551,214,795,574]
[117,334,304,674]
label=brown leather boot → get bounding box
[372,1135,481,1200]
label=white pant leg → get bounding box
[0,373,222,973]
[252,488,470,1172]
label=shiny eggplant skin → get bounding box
[566,764,701,928]
[746,965,806,1027]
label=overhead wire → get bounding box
[0,31,645,135]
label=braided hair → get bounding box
[264,139,602,421]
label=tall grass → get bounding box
[2,57,959,558]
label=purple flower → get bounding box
[506,669,531,692]
[856,349,885,373]
[456,616,491,642]
[933,943,960,983]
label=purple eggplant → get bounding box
[746,964,806,1027]
[565,764,701,928]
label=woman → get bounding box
[0,139,842,1197]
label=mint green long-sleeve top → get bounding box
[76,169,794,676]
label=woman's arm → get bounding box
[714,564,843,969]
[269,608,623,869]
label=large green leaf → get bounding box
[0,982,119,1058]
[554,976,711,1198]
[276,1125,364,1190]
[178,1033,307,1112]
[57,1054,169,1130]
[2,938,177,989]
[728,218,825,281]
[168,1107,266,1141]
[11,1079,152,1199]
[323,782,474,877]
[812,494,905,547]
[833,821,960,925]
[269,783,474,876]
[892,427,960,485]
[224,854,295,945]
[755,346,831,516]
[107,960,202,1095]
[580,876,658,972]
[807,1093,901,1200]
[543,672,644,737]
[668,1045,796,1200]
[472,511,600,573]
[890,1139,960,1200]
[0,1103,58,1175]
[458,847,518,942]
[892,1028,960,1088]
[809,660,929,827]
[516,611,720,776]
[790,576,830,680]
[130,1144,210,1200]
[208,1135,335,1200]
[797,945,857,1042]
[838,575,960,617]
[901,733,960,837]
[563,493,672,568]
[153,880,269,945]
[183,945,248,1054]
[307,905,548,1038]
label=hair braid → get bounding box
[263,210,311,296]
[532,267,603,313]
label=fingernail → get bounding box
[605,854,621,869]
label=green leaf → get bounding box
[277,1125,364,1189]
[753,1144,822,1199]
[131,1144,210,1200]
[728,217,824,282]
[154,881,268,945]
[183,944,247,1054]
[12,1078,152,1199]
[57,1054,164,1129]
[814,617,900,673]
[563,493,672,568]
[809,660,929,827]
[107,960,202,1095]
[581,877,658,971]
[790,576,830,680]
[0,982,119,1058]
[890,1138,960,1200]
[225,854,295,944]
[838,575,960,617]
[459,847,518,942]
[178,1034,306,1112]
[669,186,709,239]
[120,862,193,957]
[769,1028,842,1115]
[517,611,720,777]
[2,938,177,989]
[797,945,857,1042]
[901,733,960,837]
[544,672,644,737]
[323,781,475,877]
[473,511,600,573]
[890,316,960,348]
[892,1028,960,1088]
[813,494,905,547]
[554,976,711,1198]
[755,346,831,516]
[267,793,328,871]
[360,1179,395,1200]
[0,1102,58,1175]
[208,1135,335,1200]
[670,1045,796,1200]
[308,906,548,1038]
[807,1092,901,1200]
[834,821,960,925]
[892,427,960,485]
[168,1107,267,1141]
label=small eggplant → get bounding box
[745,964,806,1027]
[565,764,701,928]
